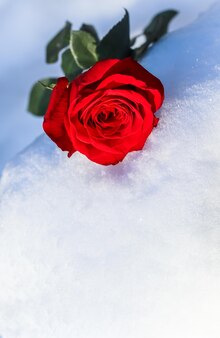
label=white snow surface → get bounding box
[0,3,220,338]
[0,0,217,171]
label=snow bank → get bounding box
[0,3,220,338]
[0,0,216,171]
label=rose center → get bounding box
[97,110,116,123]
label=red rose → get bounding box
[43,58,164,165]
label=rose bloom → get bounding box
[43,58,164,165]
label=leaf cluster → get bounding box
[28,10,178,116]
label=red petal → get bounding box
[70,59,119,101]
[106,58,164,110]
[43,77,75,156]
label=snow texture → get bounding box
[0,0,217,171]
[0,2,220,338]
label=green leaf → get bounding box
[80,23,99,43]
[132,9,178,60]
[46,21,72,63]
[27,78,57,116]
[97,9,131,60]
[38,80,56,90]
[70,30,98,69]
[143,9,178,43]
[61,48,82,81]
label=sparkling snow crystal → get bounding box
[0,3,220,338]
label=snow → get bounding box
[0,0,217,172]
[0,2,220,338]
